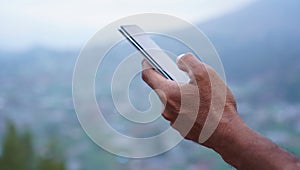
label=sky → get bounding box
[0,0,255,51]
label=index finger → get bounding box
[141,59,170,91]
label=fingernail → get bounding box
[176,53,186,63]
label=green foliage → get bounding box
[36,157,65,170]
[36,137,66,170]
[0,121,32,170]
[0,121,66,170]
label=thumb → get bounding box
[176,53,205,83]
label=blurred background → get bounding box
[0,0,299,169]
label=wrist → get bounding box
[206,116,300,169]
[202,111,253,166]
[203,110,245,149]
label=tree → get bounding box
[0,120,66,170]
[19,130,35,170]
[36,138,66,170]
[0,121,25,170]
[36,157,65,170]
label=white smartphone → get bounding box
[118,25,189,82]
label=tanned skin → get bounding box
[141,53,300,170]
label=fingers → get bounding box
[162,110,178,122]
[141,59,170,90]
[176,53,206,83]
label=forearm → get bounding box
[207,113,300,170]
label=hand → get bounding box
[142,53,300,169]
[141,53,240,146]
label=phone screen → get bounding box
[118,25,189,82]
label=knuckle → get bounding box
[155,89,168,104]
[162,112,170,121]
[161,82,174,97]
[162,112,172,121]
[164,84,182,113]
[193,65,207,79]
[168,99,181,113]
[141,71,148,81]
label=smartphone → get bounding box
[118,25,189,82]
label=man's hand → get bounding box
[141,53,300,170]
[142,53,239,146]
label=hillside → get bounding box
[199,0,300,103]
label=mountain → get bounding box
[199,0,300,103]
